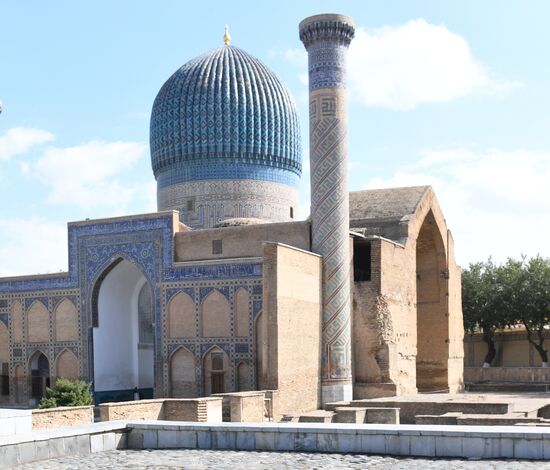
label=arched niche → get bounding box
[28,301,49,343]
[235,288,249,337]
[169,346,197,398]
[55,349,79,380]
[55,298,79,342]
[167,292,195,338]
[237,362,250,392]
[11,300,23,343]
[201,290,230,337]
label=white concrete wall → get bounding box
[1,421,550,465]
[0,409,32,437]
[93,260,151,392]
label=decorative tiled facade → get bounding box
[0,212,263,403]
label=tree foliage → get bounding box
[38,378,93,409]
[462,255,550,366]
[500,256,550,364]
[462,259,510,365]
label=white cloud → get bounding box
[33,140,149,210]
[285,19,521,110]
[364,148,550,265]
[284,48,307,67]
[0,127,54,161]
[0,218,67,276]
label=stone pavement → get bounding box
[13,449,550,469]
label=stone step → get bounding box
[298,410,335,423]
[466,382,550,393]
[457,414,543,426]
[416,411,544,426]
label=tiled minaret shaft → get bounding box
[299,14,355,404]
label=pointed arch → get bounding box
[415,209,449,391]
[169,346,197,397]
[201,290,230,337]
[55,349,79,380]
[202,345,231,395]
[28,301,49,343]
[55,298,79,342]
[91,257,155,400]
[11,300,23,343]
[29,350,50,402]
[235,288,249,337]
[167,292,195,338]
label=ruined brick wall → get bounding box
[352,237,416,398]
[446,232,464,391]
[352,187,464,397]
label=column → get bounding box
[299,14,355,404]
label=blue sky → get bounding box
[1,0,549,275]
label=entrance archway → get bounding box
[415,211,449,391]
[29,351,50,405]
[91,258,154,403]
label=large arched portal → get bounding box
[92,258,154,403]
[415,211,449,392]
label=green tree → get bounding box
[38,378,93,409]
[462,259,509,366]
[501,256,550,365]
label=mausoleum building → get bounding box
[0,14,464,413]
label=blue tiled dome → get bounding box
[150,45,302,188]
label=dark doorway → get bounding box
[211,373,225,394]
[30,352,50,403]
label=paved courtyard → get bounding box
[14,449,550,469]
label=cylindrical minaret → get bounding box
[300,14,355,404]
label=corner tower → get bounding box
[300,14,355,403]
[150,39,302,229]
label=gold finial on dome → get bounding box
[224,25,231,46]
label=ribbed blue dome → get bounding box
[150,45,302,187]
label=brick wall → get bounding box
[261,242,322,415]
[99,397,223,423]
[32,405,93,430]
